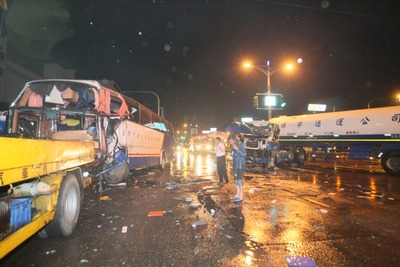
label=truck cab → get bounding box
[241,122,280,166]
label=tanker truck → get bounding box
[245,106,400,175]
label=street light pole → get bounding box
[121,90,161,116]
[248,60,288,120]
[266,60,272,120]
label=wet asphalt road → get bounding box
[2,149,400,266]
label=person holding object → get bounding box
[227,134,247,201]
[215,137,229,184]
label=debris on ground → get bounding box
[108,183,126,187]
[148,210,165,217]
[285,256,318,267]
[80,259,89,264]
[45,249,56,255]
[249,188,260,193]
[189,203,202,209]
[210,209,215,216]
[99,196,110,201]
[191,221,208,228]
[312,225,325,232]
[316,208,328,214]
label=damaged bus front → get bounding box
[6,79,175,184]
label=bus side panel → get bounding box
[120,120,164,169]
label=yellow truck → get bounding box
[0,78,176,259]
[0,136,94,259]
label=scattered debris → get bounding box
[313,225,325,232]
[148,211,165,217]
[192,221,208,228]
[166,184,180,190]
[210,209,215,216]
[108,183,126,187]
[357,195,371,199]
[189,203,202,209]
[185,197,193,203]
[99,196,110,201]
[169,179,213,189]
[45,249,56,255]
[285,256,318,267]
[271,199,277,204]
[194,246,200,255]
[80,259,89,264]
[121,226,128,233]
[249,188,260,193]
[225,234,233,239]
[316,208,328,214]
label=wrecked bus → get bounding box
[5,79,175,184]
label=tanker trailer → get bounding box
[269,106,400,175]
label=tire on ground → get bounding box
[295,147,306,165]
[159,151,169,170]
[102,161,129,184]
[41,173,81,237]
[381,152,400,175]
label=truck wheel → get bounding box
[287,149,295,162]
[160,151,168,170]
[381,153,400,175]
[102,161,129,184]
[42,173,81,237]
[295,148,306,165]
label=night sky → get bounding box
[4,0,400,129]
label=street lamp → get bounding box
[121,90,161,116]
[244,59,301,120]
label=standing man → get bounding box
[215,137,229,184]
[228,134,247,201]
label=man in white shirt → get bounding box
[215,137,229,184]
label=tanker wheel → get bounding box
[287,149,295,162]
[381,152,400,175]
[39,173,81,238]
[102,161,130,184]
[295,148,306,165]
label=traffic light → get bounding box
[255,93,283,110]
[252,96,258,108]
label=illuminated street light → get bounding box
[243,58,302,120]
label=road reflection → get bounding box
[170,146,400,266]
[172,147,216,179]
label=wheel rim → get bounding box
[162,154,166,168]
[64,186,78,223]
[297,150,306,163]
[386,156,400,172]
[288,150,295,161]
